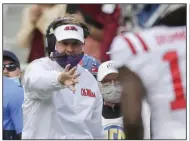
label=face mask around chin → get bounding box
[100,83,122,103]
[7,76,21,86]
[53,51,84,69]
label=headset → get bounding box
[45,16,90,57]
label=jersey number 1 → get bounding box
[163,51,186,110]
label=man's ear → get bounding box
[81,43,85,51]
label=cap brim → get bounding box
[54,24,85,43]
[3,50,20,67]
[97,69,118,81]
[55,31,84,43]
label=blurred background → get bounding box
[3,4,163,71]
[3,4,30,69]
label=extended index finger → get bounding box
[64,64,71,72]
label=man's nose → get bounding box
[65,45,75,55]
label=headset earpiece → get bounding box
[45,18,66,56]
[45,34,56,56]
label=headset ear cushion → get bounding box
[46,34,56,56]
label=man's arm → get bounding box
[36,4,67,35]
[23,60,64,99]
[86,23,104,42]
[73,12,104,42]
[118,66,146,140]
[17,7,36,49]
[8,87,24,139]
[24,61,79,99]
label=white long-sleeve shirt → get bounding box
[22,57,104,139]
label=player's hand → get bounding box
[29,5,42,24]
[58,64,80,92]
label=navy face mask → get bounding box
[52,51,84,69]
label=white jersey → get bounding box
[102,100,151,139]
[22,57,104,139]
[110,26,186,139]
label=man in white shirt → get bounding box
[22,14,104,139]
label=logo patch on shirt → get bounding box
[81,88,96,98]
[104,124,125,139]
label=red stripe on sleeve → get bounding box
[121,35,137,55]
[134,33,149,52]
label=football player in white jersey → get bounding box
[108,4,186,139]
[97,61,151,139]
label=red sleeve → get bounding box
[28,29,45,63]
[99,5,121,62]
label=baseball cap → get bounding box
[97,60,118,81]
[3,50,20,68]
[54,24,84,43]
